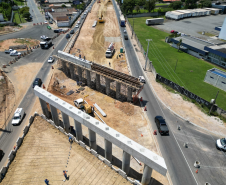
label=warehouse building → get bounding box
[204,68,226,91]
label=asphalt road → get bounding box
[112,0,226,185]
[27,0,45,24]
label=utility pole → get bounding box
[209,91,219,115]
[132,14,134,38]
[174,59,178,72]
[145,39,152,71]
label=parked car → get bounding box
[0,150,4,162]
[124,34,128,40]
[54,29,63,33]
[139,76,145,83]
[155,116,169,135]
[216,137,226,151]
[44,20,48,24]
[49,20,53,24]
[48,56,54,63]
[12,108,25,125]
[75,24,79,28]
[5,49,14,54]
[10,51,21,56]
[70,30,75,34]
[66,34,70,39]
[33,78,42,88]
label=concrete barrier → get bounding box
[16,137,23,148]
[79,141,86,148]
[23,126,29,135]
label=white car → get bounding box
[12,108,25,125]
[75,24,79,28]
[216,138,226,151]
[48,56,54,63]
[10,51,21,56]
[40,35,48,40]
[124,29,127,33]
[44,20,48,24]
[139,76,145,83]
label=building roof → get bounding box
[56,16,69,21]
[205,44,226,58]
[209,68,226,78]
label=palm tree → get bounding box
[177,39,182,52]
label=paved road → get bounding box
[112,0,226,185]
[27,0,45,24]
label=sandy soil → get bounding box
[0,38,39,51]
[126,19,226,136]
[70,1,127,74]
[0,26,24,36]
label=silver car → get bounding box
[216,137,226,151]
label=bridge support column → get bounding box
[39,98,50,118]
[104,139,112,162]
[116,82,121,100]
[69,63,75,80]
[61,111,71,133]
[96,74,100,91]
[77,66,82,82]
[141,165,153,185]
[122,151,131,175]
[66,62,70,77]
[127,87,132,102]
[86,70,91,87]
[88,128,97,150]
[105,77,110,96]
[50,104,60,126]
[74,119,83,141]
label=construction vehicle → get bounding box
[98,11,104,23]
[98,0,100,3]
[73,95,93,114]
[105,42,115,58]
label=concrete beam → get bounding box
[104,139,112,162]
[141,165,153,185]
[61,111,71,133]
[50,104,60,126]
[34,86,167,176]
[96,74,100,91]
[86,70,91,87]
[39,98,50,118]
[77,66,82,82]
[74,119,83,141]
[116,82,121,100]
[69,63,75,80]
[105,77,110,96]
[89,128,97,150]
[122,151,131,175]
[127,87,132,102]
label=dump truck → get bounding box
[74,96,93,114]
[105,42,115,58]
[40,38,52,49]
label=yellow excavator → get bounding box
[98,11,104,23]
[74,95,93,114]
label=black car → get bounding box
[0,150,4,161]
[155,116,169,135]
[124,34,128,40]
[33,78,42,88]
[70,30,74,34]
[54,29,62,33]
[66,34,70,39]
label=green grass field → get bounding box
[13,12,26,24]
[14,0,25,6]
[128,17,226,110]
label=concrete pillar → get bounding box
[116,82,121,100]
[39,98,50,118]
[61,60,66,72]
[105,77,110,96]
[74,120,83,141]
[141,165,153,185]
[104,139,112,162]
[88,128,97,150]
[50,104,60,126]
[66,62,70,77]
[61,111,70,133]
[77,66,82,82]
[96,74,100,91]
[86,70,91,87]
[127,87,132,102]
[122,151,131,175]
[69,63,75,80]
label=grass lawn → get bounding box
[156,3,169,6]
[13,12,26,24]
[132,8,173,14]
[128,17,226,110]
[14,0,25,6]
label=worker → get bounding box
[109,62,111,67]
[44,179,49,185]
[63,170,67,179]
[69,136,73,143]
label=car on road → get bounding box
[0,150,4,162]
[66,34,70,39]
[139,76,145,83]
[155,116,169,135]
[75,24,79,28]
[40,35,48,40]
[12,108,25,125]
[70,30,75,34]
[216,137,226,151]
[49,20,53,24]
[10,51,21,56]
[5,49,14,54]
[33,78,42,88]
[124,34,128,40]
[54,29,63,33]
[44,20,48,24]
[48,56,54,63]
[124,29,127,33]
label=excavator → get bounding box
[98,11,104,23]
[74,95,93,114]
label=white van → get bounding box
[12,108,25,125]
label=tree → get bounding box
[19,6,29,14]
[137,0,146,6]
[145,0,156,13]
[177,39,182,52]
[135,5,140,13]
[122,0,136,13]
[22,11,31,19]
[169,1,182,10]
[200,0,212,8]
[62,4,66,8]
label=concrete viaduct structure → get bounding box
[34,86,167,185]
[54,51,143,102]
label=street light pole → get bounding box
[145,39,152,71]
[209,90,219,115]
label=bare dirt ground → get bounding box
[126,20,226,136]
[70,1,128,74]
[0,38,40,51]
[0,25,25,36]
[1,116,132,185]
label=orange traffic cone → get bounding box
[52,66,54,69]
[196,169,198,173]
[141,134,143,137]
[43,84,45,89]
[153,130,157,135]
[144,106,147,111]
[140,97,143,102]
[53,46,54,49]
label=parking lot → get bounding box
[155,14,226,39]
